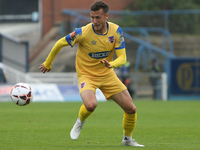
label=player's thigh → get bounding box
[78,76,98,111]
[100,73,127,99]
[111,89,136,114]
[80,90,97,111]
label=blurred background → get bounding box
[0,0,200,102]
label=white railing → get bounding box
[27,72,78,85]
[3,64,41,84]
[3,64,78,85]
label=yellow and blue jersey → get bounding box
[65,22,125,77]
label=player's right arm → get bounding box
[38,28,82,73]
[38,37,69,73]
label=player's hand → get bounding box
[100,59,112,69]
[38,63,51,73]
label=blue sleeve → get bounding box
[115,27,125,50]
[65,28,82,47]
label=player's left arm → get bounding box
[110,48,126,67]
[100,26,126,68]
[100,48,126,68]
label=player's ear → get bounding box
[105,13,109,20]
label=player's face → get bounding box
[90,8,108,34]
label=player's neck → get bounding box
[95,23,107,34]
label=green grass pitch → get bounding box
[0,100,200,150]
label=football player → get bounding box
[38,1,144,147]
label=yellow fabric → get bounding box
[110,48,126,68]
[78,72,126,99]
[78,104,93,122]
[43,37,69,70]
[65,22,126,77]
[43,22,126,74]
[123,112,137,137]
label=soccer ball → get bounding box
[10,83,33,106]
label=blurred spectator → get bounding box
[0,63,7,84]
[149,58,162,99]
[120,61,134,98]
[151,58,162,73]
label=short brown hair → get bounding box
[90,1,109,14]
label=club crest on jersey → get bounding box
[91,40,96,45]
[70,31,76,40]
[80,82,86,89]
[108,36,115,43]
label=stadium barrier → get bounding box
[0,33,29,72]
[0,84,107,102]
[30,84,106,102]
[127,72,167,100]
[0,63,168,101]
[0,64,106,102]
[166,57,200,100]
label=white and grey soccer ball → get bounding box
[10,83,33,106]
